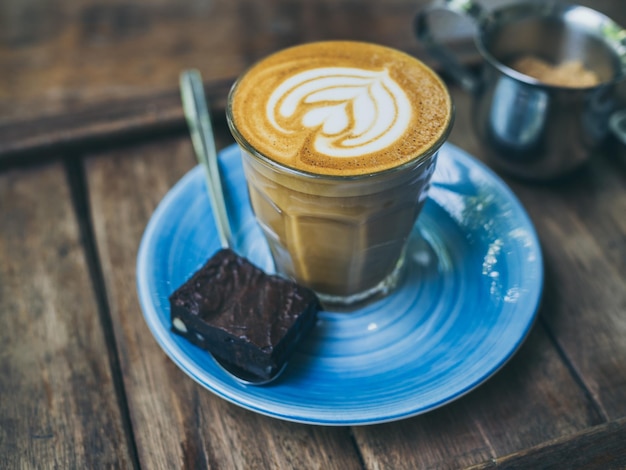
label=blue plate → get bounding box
[136,143,543,426]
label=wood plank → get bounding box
[0,163,133,468]
[468,417,626,469]
[510,164,626,422]
[0,81,231,165]
[84,135,363,468]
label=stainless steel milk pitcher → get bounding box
[415,0,626,180]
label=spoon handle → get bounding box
[180,69,233,249]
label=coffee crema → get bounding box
[229,41,452,176]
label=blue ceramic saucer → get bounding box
[136,143,543,425]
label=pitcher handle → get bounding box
[414,0,483,92]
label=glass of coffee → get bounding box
[227,41,453,309]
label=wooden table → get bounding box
[2,1,625,468]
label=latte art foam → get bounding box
[229,41,452,176]
[267,67,412,158]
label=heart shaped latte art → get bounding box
[266,67,412,158]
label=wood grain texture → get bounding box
[84,136,363,469]
[469,417,626,469]
[0,81,232,165]
[0,163,133,468]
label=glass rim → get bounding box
[225,69,455,182]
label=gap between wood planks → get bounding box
[64,155,142,470]
[467,416,626,469]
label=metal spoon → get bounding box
[180,70,233,249]
[179,69,285,385]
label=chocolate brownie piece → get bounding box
[169,249,320,381]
